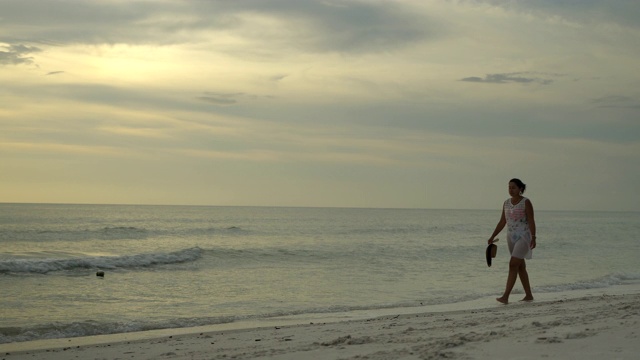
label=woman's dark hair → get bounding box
[509,178,526,193]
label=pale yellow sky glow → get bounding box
[1,0,639,210]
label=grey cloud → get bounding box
[46,71,65,76]
[15,83,192,114]
[234,0,439,53]
[0,0,439,54]
[477,0,640,29]
[0,43,41,65]
[0,0,173,45]
[197,92,272,106]
[591,95,640,109]
[197,96,238,106]
[11,82,258,115]
[460,72,554,85]
[269,74,288,82]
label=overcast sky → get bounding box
[1,0,639,211]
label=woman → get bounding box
[488,178,537,304]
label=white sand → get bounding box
[2,292,639,360]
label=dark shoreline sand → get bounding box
[2,291,639,360]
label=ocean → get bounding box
[1,203,639,344]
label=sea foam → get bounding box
[0,247,203,274]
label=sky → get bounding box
[1,0,639,211]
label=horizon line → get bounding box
[0,201,635,213]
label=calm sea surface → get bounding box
[1,204,638,343]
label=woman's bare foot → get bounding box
[496,297,509,304]
[520,296,534,302]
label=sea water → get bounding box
[1,204,639,344]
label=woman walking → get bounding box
[488,178,537,304]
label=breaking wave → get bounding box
[0,247,203,274]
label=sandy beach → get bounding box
[2,291,639,360]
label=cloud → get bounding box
[1,0,639,210]
[460,72,554,85]
[590,95,640,109]
[197,95,239,106]
[196,92,252,106]
[0,43,41,65]
[475,0,640,29]
[269,74,288,82]
[196,92,275,106]
[246,0,438,53]
[0,0,439,54]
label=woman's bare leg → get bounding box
[518,260,534,301]
[497,257,523,304]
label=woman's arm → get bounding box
[488,207,506,244]
[526,199,537,249]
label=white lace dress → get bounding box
[503,197,533,259]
